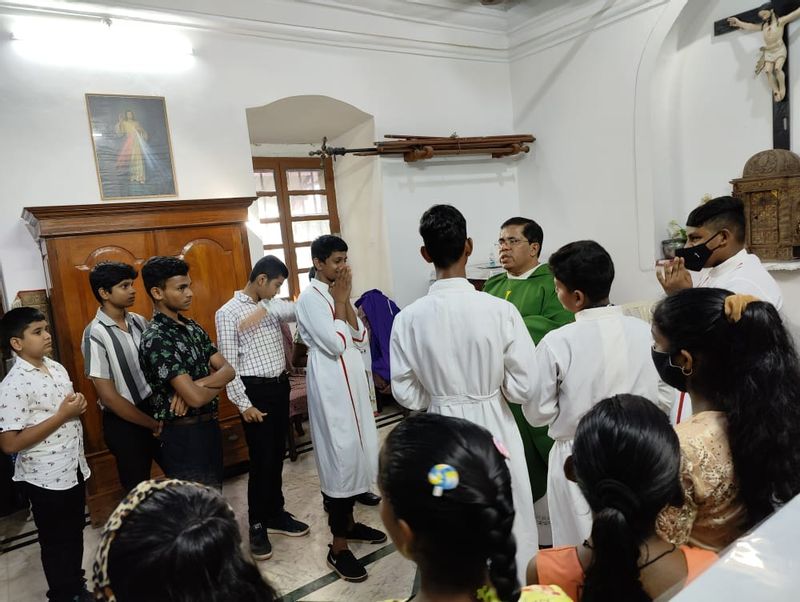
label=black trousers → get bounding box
[24,472,86,602]
[102,410,158,492]
[0,452,26,516]
[241,377,290,526]
[158,419,223,489]
[323,493,356,537]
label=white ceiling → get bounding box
[296,0,544,32]
[0,0,557,36]
[246,95,373,144]
[0,0,603,61]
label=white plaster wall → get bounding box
[329,119,394,299]
[381,157,521,307]
[0,12,514,307]
[651,0,800,333]
[250,143,316,158]
[510,2,669,305]
[511,0,800,330]
[651,0,777,241]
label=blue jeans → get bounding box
[158,419,223,489]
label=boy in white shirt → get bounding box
[657,195,782,309]
[656,196,783,421]
[0,307,92,602]
[523,241,661,547]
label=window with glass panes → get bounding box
[251,157,341,299]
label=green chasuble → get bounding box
[483,263,574,501]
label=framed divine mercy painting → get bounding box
[86,94,177,200]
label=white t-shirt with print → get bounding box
[0,356,90,490]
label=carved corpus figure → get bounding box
[728,3,800,102]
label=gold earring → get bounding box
[681,366,693,376]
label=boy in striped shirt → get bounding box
[82,261,160,492]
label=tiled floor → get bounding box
[0,406,415,602]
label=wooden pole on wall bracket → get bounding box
[309,133,535,163]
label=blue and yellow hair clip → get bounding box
[428,463,459,497]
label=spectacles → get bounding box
[496,237,529,249]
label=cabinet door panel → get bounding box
[155,225,251,420]
[48,232,157,453]
[154,226,248,334]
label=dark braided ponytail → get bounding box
[379,413,519,602]
[572,395,682,602]
[481,471,518,602]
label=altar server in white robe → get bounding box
[390,204,539,581]
[656,195,783,421]
[524,240,661,548]
[296,234,386,583]
[657,195,782,309]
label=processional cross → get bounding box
[715,1,800,150]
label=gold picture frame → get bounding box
[85,93,178,200]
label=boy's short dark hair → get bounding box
[311,235,348,263]
[501,217,544,252]
[249,255,289,282]
[141,256,189,300]
[686,196,745,243]
[549,240,615,303]
[419,204,467,269]
[0,307,47,354]
[89,262,138,304]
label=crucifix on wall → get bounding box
[715,1,800,150]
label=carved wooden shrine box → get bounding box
[732,149,800,261]
[23,198,255,525]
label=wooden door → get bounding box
[46,232,158,516]
[154,224,251,465]
[153,224,250,423]
[47,232,157,452]
[154,224,249,344]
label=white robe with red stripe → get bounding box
[296,278,378,497]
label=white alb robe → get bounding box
[390,278,539,581]
[296,279,378,497]
[523,305,660,547]
[693,248,782,309]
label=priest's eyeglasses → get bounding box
[496,237,528,249]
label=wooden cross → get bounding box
[714,2,800,150]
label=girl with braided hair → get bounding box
[528,395,717,601]
[93,479,277,602]
[378,413,521,602]
[652,288,800,551]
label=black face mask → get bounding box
[651,347,689,392]
[674,231,722,272]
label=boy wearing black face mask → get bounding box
[656,196,782,310]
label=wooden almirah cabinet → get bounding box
[23,198,255,525]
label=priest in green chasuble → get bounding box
[482,217,574,545]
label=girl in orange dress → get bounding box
[527,395,717,601]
